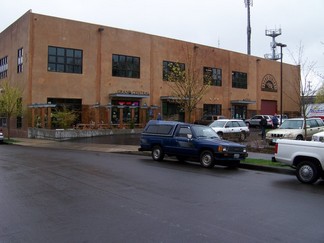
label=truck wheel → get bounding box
[239,132,246,141]
[296,161,320,184]
[152,146,164,161]
[200,150,215,168]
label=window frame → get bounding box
[203,67,222,86]
[112,54,140,78]
[232,71,247,89]
[0,56,8,79]
[163,60,185,81]
[48,46,83,74]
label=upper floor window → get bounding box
[17,48,23,73]
[48,46,83,74]
[163,60,185,81]
[0,56,8,79]
[203,67,222,86]
[112,54,140,78]
[232,71,247,89]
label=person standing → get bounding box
[260,116,267,140]
[272,114,279,128]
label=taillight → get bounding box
[274,143,278,154]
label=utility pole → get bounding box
[244,0,253,55]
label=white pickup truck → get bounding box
[273,139,324,184]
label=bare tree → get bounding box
[165,45,211,123]
[0,80,23,140]
[287,43,322,139]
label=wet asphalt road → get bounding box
[1,145,324,242]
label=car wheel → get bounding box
[239,132,246,141]
[296,135,303,140]
[217,132,223,139]
[296,161,320,184]
[200,150,215,168]
[152,145,165,161]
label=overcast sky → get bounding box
[2,0,324,87]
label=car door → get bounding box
[173,126,196,157]
[252,115,262,126]
[231,121,242,139]
[223,121,235,140]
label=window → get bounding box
[112,54,140,78]
[203,104,222,115]
[0,56,8,79]
[204,67,222,86]
[16,98,22,128]
[163,61,185,81]
[232,71,247,89]
[17,48,23,73]
[48,46,83,74]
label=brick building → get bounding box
[0,10,300,137]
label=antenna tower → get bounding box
[264,28,282,60]
[244,0,253,55]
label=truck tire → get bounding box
[200,150,215,168]
[152,145,165,161]
[296,161,320,184]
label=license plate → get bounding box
[234,154,239,159]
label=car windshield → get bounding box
[209,120,227,128]
[192,126,220,139]
[280,120,303,129]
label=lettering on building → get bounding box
[116,90,149,95]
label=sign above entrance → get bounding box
[261,74,278,92]
[109,90,150,98]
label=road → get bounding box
[1,145,324,242]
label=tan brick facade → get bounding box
[0,11,300,137]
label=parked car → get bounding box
[138,120,248,168]
[245,115,273,128]
[266,117,324,145]
[209,119,250,141]
[312,131,324,142]
[193,115,225,125]
[275,114,288,125]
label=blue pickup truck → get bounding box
[138,120,248,168]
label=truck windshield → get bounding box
[192,126,220,139]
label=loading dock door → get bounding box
[261,100,277,115]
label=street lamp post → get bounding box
[276,42,287,125]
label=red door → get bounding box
[261,100,277,115]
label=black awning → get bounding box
[231,100,256,105]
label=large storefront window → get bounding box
[203,104,222,115]
[111,100,140,124]
[162,101,184,121]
